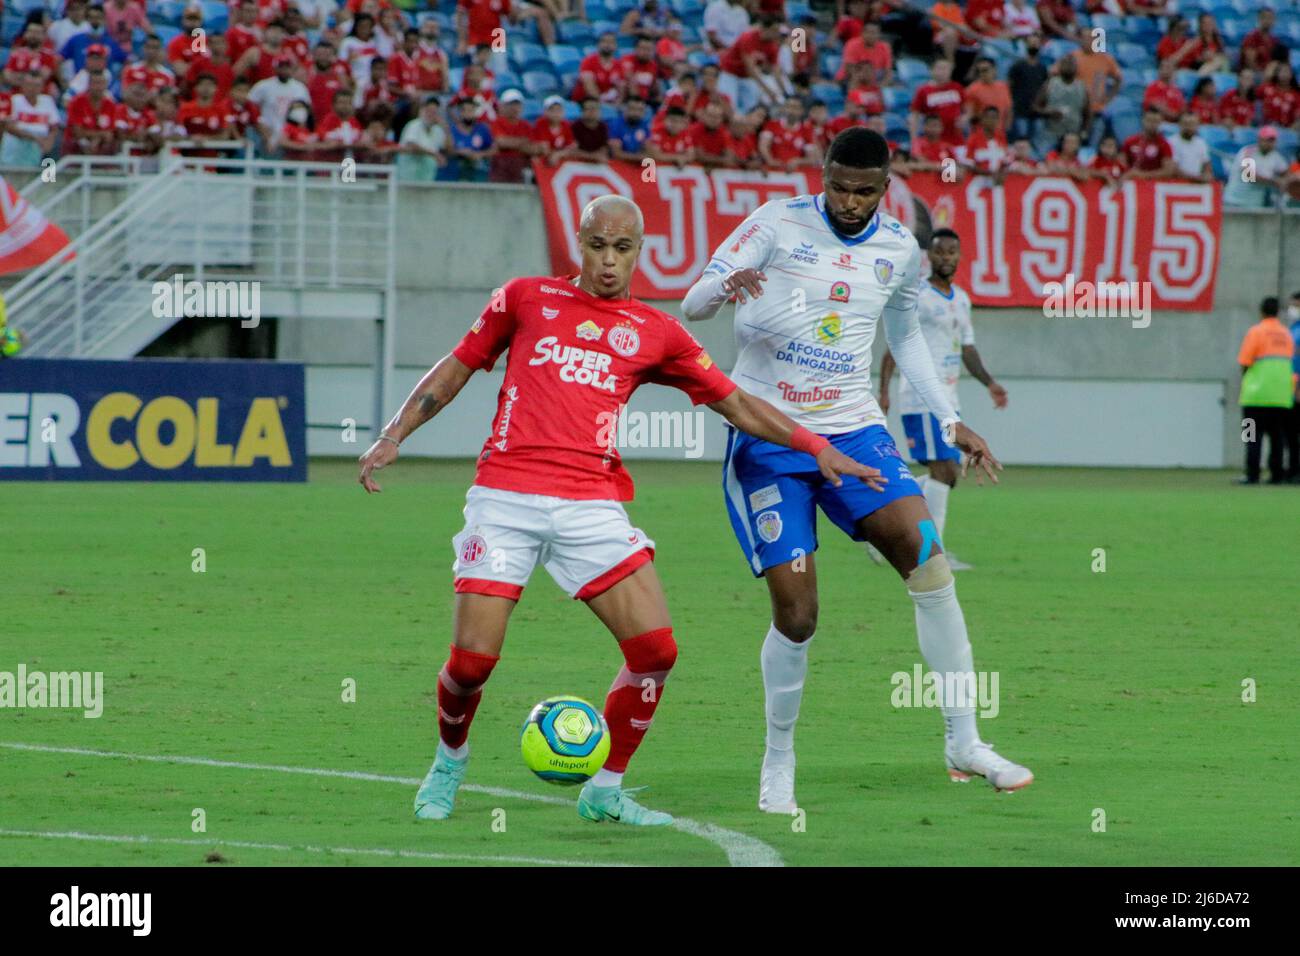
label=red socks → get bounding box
[437,645,500,750]
[601,627,678,773]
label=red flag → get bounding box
[0,174,73,276]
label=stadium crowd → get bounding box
[0,0,1298,200]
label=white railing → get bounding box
[11,155,398,358]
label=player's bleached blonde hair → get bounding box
[579,194,644,240]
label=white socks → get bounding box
[590,768,623,788]
[438,740,468,761]
[909,581,979,753]
[761,624,811,752]
[921,476,951,542]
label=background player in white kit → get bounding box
[878,228,1009,571]
[682,129,1033,812]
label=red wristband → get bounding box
[790,426,830,457]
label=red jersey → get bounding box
[651,125,693,155]
[1090,152,1126,178]
[1122,132,1172,171]
[729,130,758,163]
[911,136,957,165]
[619,54,662,102]
[825,114,866,143]
[225,25,261,66]
[686,121,730,158]
[573,52,623,102]
[846,85,884,115]
[283,34,311,65]
[761,118,815,163]
[228,98,261,136]
[64,92,118,154]
[1142,80,1186,118]
[387,50,419,91]
[316,111,364,160]
[533,117,575,151]
[121,63,175,93]
[720,28,779,78]
[177,98,233,135]
[1217,89,1257,127]
[1257,83,1300,127]
[962,128,1010,173]
[7,47,59,78]
[911,81,965,143]
[308,67,351,120]
[1045,149,1084,167]
[413,42,449,92]
[834,16,864,43]
[185,56,236,97]
[166,32,200,70]
[451,276,736,501]
[114,103,159,154]
[965,0,1007,36]
[1189,94,1218,125]
[459,0,511,48]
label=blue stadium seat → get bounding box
[686,50,718,68]
[590,20,620,40]
[1042,39,1077,64]
[523,97,543,122]
[786,1,813,21]
[449,66,464,89]
[1199,125,1233,151]
[1116,42,1153,68]
[616,35,638,54]
[549,45,583,74]
[881,111,904,129]
[1231,126,1257,147]
[1125,17,1161,45]
[1220,17,1248,44]
[820,51,842,78]
[522,69,561,98]
[563,100,582,121]
[1276,129,1298,155]
[884,87,912,112]
[1111,110,1142,144]
[896,58,930,86]
[600,103,620,123]
[154,0,187,27]
[670,0,706,17]
[1174,68,1199,96]
[496,69,522,92]
[154,25,182,46]
[1211,72,1237,95]
[1,13,26,45]
[559,20,595,45]
[1209,149,1229,180]
[510,41,549,71]
[1090,14,1124,38]
[201,0,228,33]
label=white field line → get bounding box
[0,828,623,867]
[0,742,784,867]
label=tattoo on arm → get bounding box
[416,393,442,419]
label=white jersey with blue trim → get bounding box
[896,281,975,416]
[700,193,924,435]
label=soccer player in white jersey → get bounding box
[878,228,1008,571]
[356,195,881,827]
[682,129,1033,811]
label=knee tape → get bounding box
[905,553,953,593]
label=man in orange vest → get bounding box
[1237,296,1296,484]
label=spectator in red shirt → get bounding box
[717,15,783,114]
[1035,0,1075,41]
[1218,68,1259,129]
[122,34,176,95]
[115,81,160,155]
[647,104,694,166]
[1090,132,1127,182]
[306,41,352,116]
[457,0,555,55]
[657,21,688,77]
[687,99,733,167]
[960,105,1011,179]
[966,0,1011,40]
[186,33,238,98]
[965,56,1012,131]
[574,31,624,103]
[5,22,62,91]
[1191,13,1230,75]
[65,70,117,155]
[825,94,870,143]
[1143,59,1188,123]
[316,88,364,161]
[1239,8,1289,79]
[832,0,869,48]
[413,18,450,95]
[1122,108,1176,179]
[228,77,270,148]
[727,111,760,169]
[226,1,264,67]
[1189,76,1219,125]
[759,96,818,170]
[1258,63,1300,129]
[167,6,207,83]
[910,58,965,145]
[281,99,324,159]
[533,94,576,165]
[489,88,541,183]
[1156,16,1199,70]
[909,114,958,172]
[1045,130,1089,180]
[621,36,665,106]
[177,72,234,156]
[837,19,892,85]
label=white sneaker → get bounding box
[759,748,799,814]
[946,553,973,571]
[946,741,1033,792]
[864,543,887,565]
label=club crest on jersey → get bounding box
[814,312,842,344]
[874,258,894,284]
[459,534,487,567]
[541,306,560,320]
[696,351,713,370]
[756,510,783,543]
[575,319,603,342]
[608,324,640,357]
[829,280,850,302]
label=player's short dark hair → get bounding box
[931,228,960,244]
[825,127,890,170]
[1261,296,1279,317]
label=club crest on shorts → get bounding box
[541,306,560,320]
[459,534,487,566]
[608,324,640,357]
[829,280,850,302]
[874,258,894,284]
[575,319,603,342]
[756,509,783,543]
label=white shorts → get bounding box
[451,486,656,601]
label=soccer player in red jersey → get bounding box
[357,195,882,825]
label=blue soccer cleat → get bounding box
[577,782,674,826]
[414,750,469,820]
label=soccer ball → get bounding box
[520,696,611,785]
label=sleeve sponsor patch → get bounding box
[696,351,713,369]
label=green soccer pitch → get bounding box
[2,460,1295,867]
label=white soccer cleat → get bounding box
[864,542,887,565]
[946,553,973,571]
[759,748,799,814]
[946,741,1034,792]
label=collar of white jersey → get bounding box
[815,194,880,246]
